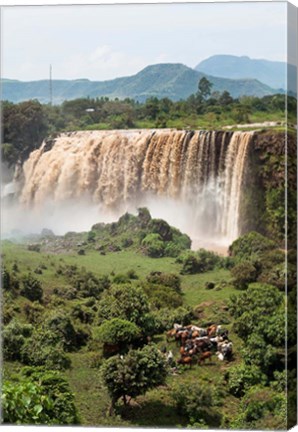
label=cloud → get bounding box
[55,45,148,80]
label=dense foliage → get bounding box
[101,345,167,409]
[2,368,79,425]
[1,211,293,428]
[2,88,295,167]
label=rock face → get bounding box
[13,128,295,246]
[240,131,296,246]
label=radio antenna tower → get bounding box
[49,64,53,105]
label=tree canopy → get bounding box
[101,344,167,408]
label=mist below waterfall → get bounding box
[2,129,253,250]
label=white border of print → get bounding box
[0,2,297,432]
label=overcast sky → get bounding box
[1,2,288,81]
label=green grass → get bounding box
[2,239,243,427]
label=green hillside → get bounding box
[2,63,277,104]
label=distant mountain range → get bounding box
[2,58,286,105]
[195,55,296,93]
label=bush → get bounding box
[164,241,182,257]
[87,230,96,242]
[23,301,45,324]
[44,312,81,352]
[71,270,110,298]
[227,364,267,397]
[93,318,141,345]
[101,345,167,408]
[113,273,131,285]
[21,330,71,370]
[231,386,286,430]
[152,306,193,332]
[146,272,181,293]
[172,382,221,427]
[231,261,258,289]
[178,249,222,275]
[20,274,43,302]
[71,302,95,324]
[2,368,79,425]
[2,267,20,292]
[142,233,165,257]
[143,283,183,310]
[229,232,276,262]
[3,320,33,361]
[97,284,150,332]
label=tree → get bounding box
[198,77,213,99]
[101,345,167,412]
[229,283,284,341]
[20,274,43,302]
[219,91,234,106]
[93,318,141,346]
[3,100,49,165]
[97,284,151,332]
[231,261,258,289]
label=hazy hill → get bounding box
[195,55,292,91]
[2,63,278,104]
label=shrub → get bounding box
[2,368,79,425]
[23,301,45,324]
[21,330,71,370]
[71,302,95,324]
[93,318,141,345]
[71,270,110,298]
[3,320,33,361]
[231,386,286,430]
[126,269,138,280]
[172,382,221,427]
[178,249,222,274]
[146,272,181,293]
[113,273,131,285]
[142,283,183,310]
[20,274,43,302]
[87,230,96,242]
[142,233,165,257]
[231,261,258,289]
[152,306,193,332]
[2,267,20,292]
[44,312,80,352]
[97,284,150,331]
[229,232,276,262]
[164,241,182,257]
[101,345,167,408]
[121,237,133,248]
[227,364,267,397]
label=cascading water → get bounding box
[12,129,253,247]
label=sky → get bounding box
[1,2,288,81]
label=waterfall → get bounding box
[16,129,253,244]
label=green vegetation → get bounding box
[1,210,292,428]
[101,345,167,413]
[2,367,79,425]
[2,87,296,167]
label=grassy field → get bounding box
[2,238,243,427]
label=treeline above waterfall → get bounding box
[2,90,296,167]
